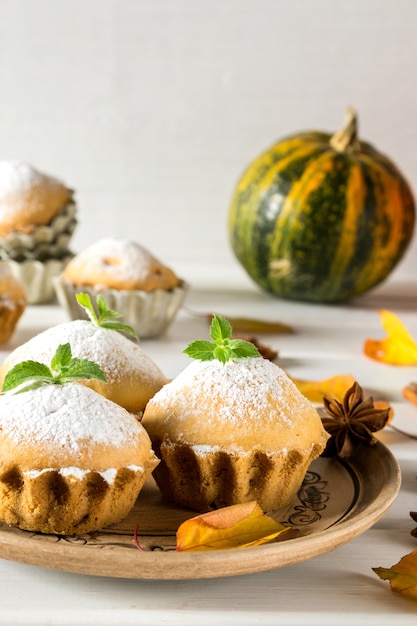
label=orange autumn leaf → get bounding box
[364,310,417,365]
[291,374,356,403]
[176,501,289,552]
[374,399,394,424]
[373,548,417,599]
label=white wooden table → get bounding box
[1,282,417,625]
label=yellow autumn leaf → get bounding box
[364,310,417,365]
[373,548,417,599]
[291,374,356,403]
[176,501,289,552]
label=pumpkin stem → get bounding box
[329,107,360,153]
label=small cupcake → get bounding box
[0,263,26,345]
[0,294,168,417]
[0,160,77,303]
[142,316,329,512]
[54,237,187,338]
[0,348,159,534]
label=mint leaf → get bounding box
[1,343,107,394]
[229,339,260,359]
[51,342,72,373]
[76,292,99,324]
[75,293,138,339]
[213,345,232,363]
[96,295,119,321]
[210,316,233,344]
[98,320,140,336]
[183,315,261,363]
[2,361,54,393]
[59,357,107,383]
[183,340,217,361]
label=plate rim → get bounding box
[0,440,401,580]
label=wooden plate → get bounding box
[0,441,400,580]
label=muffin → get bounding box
[0,263,26,344]
[54,237,187,338]
[0,160,77,303]
[142,318,329,512]
[0,318,168,416]
[0,382,159,534]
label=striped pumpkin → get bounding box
[228,108,415,303]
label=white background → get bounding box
[1,0,416,289]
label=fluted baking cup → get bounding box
[6,256,74,304]
[0,202,77,257]
[54,278,188,338]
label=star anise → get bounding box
[320,381,390,458]
[411,512,417,539]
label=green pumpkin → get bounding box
[228,108,415,303]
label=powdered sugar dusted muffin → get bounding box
[141,316,329,512]
[0,382,159,534]
[0,160,77,303]
[54,237,187,338]
[0,264,26,344]
[0,317,168,416]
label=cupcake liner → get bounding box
[0,462,155,534]
[5,255,74,304]
[54,277,189,338]
[0,228,76,262]
[152,440,319,513]
[0,201,77,256]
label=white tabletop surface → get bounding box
[1,282,417,625]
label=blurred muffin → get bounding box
[0,160,77,303]
[0,263,26,345]
[0,382,159,534]
[142,336,329,512]
[0,318,168,416]
[54,237,187,338]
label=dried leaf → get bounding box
[373,548,417,599]
[291,374,356,403]
[403,383,417,407]
[209,315,293,335]
[364,310,417,365]
[233,335,278,361]
[176,501,289,552]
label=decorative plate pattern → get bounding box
[0,441,400,580]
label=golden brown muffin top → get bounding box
[0,160,72,237]
[0,383,157,472]
[62,237,180,292]
[142,357,329,453]
[0,319,168,414]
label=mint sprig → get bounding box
[76,293,138,339]
[183,315,261,363]
[1,343,107,395]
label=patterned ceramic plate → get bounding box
[0,441,400,579]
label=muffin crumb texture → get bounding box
[0,383,159,534]
[62,237,180,292]
[142,357,329,512]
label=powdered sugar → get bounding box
[68,237,160,285]
[24,464,144,484]
[0,160,63,199]
[5,319,164,384]
[149,357,302,427]
[0,382,142,455]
